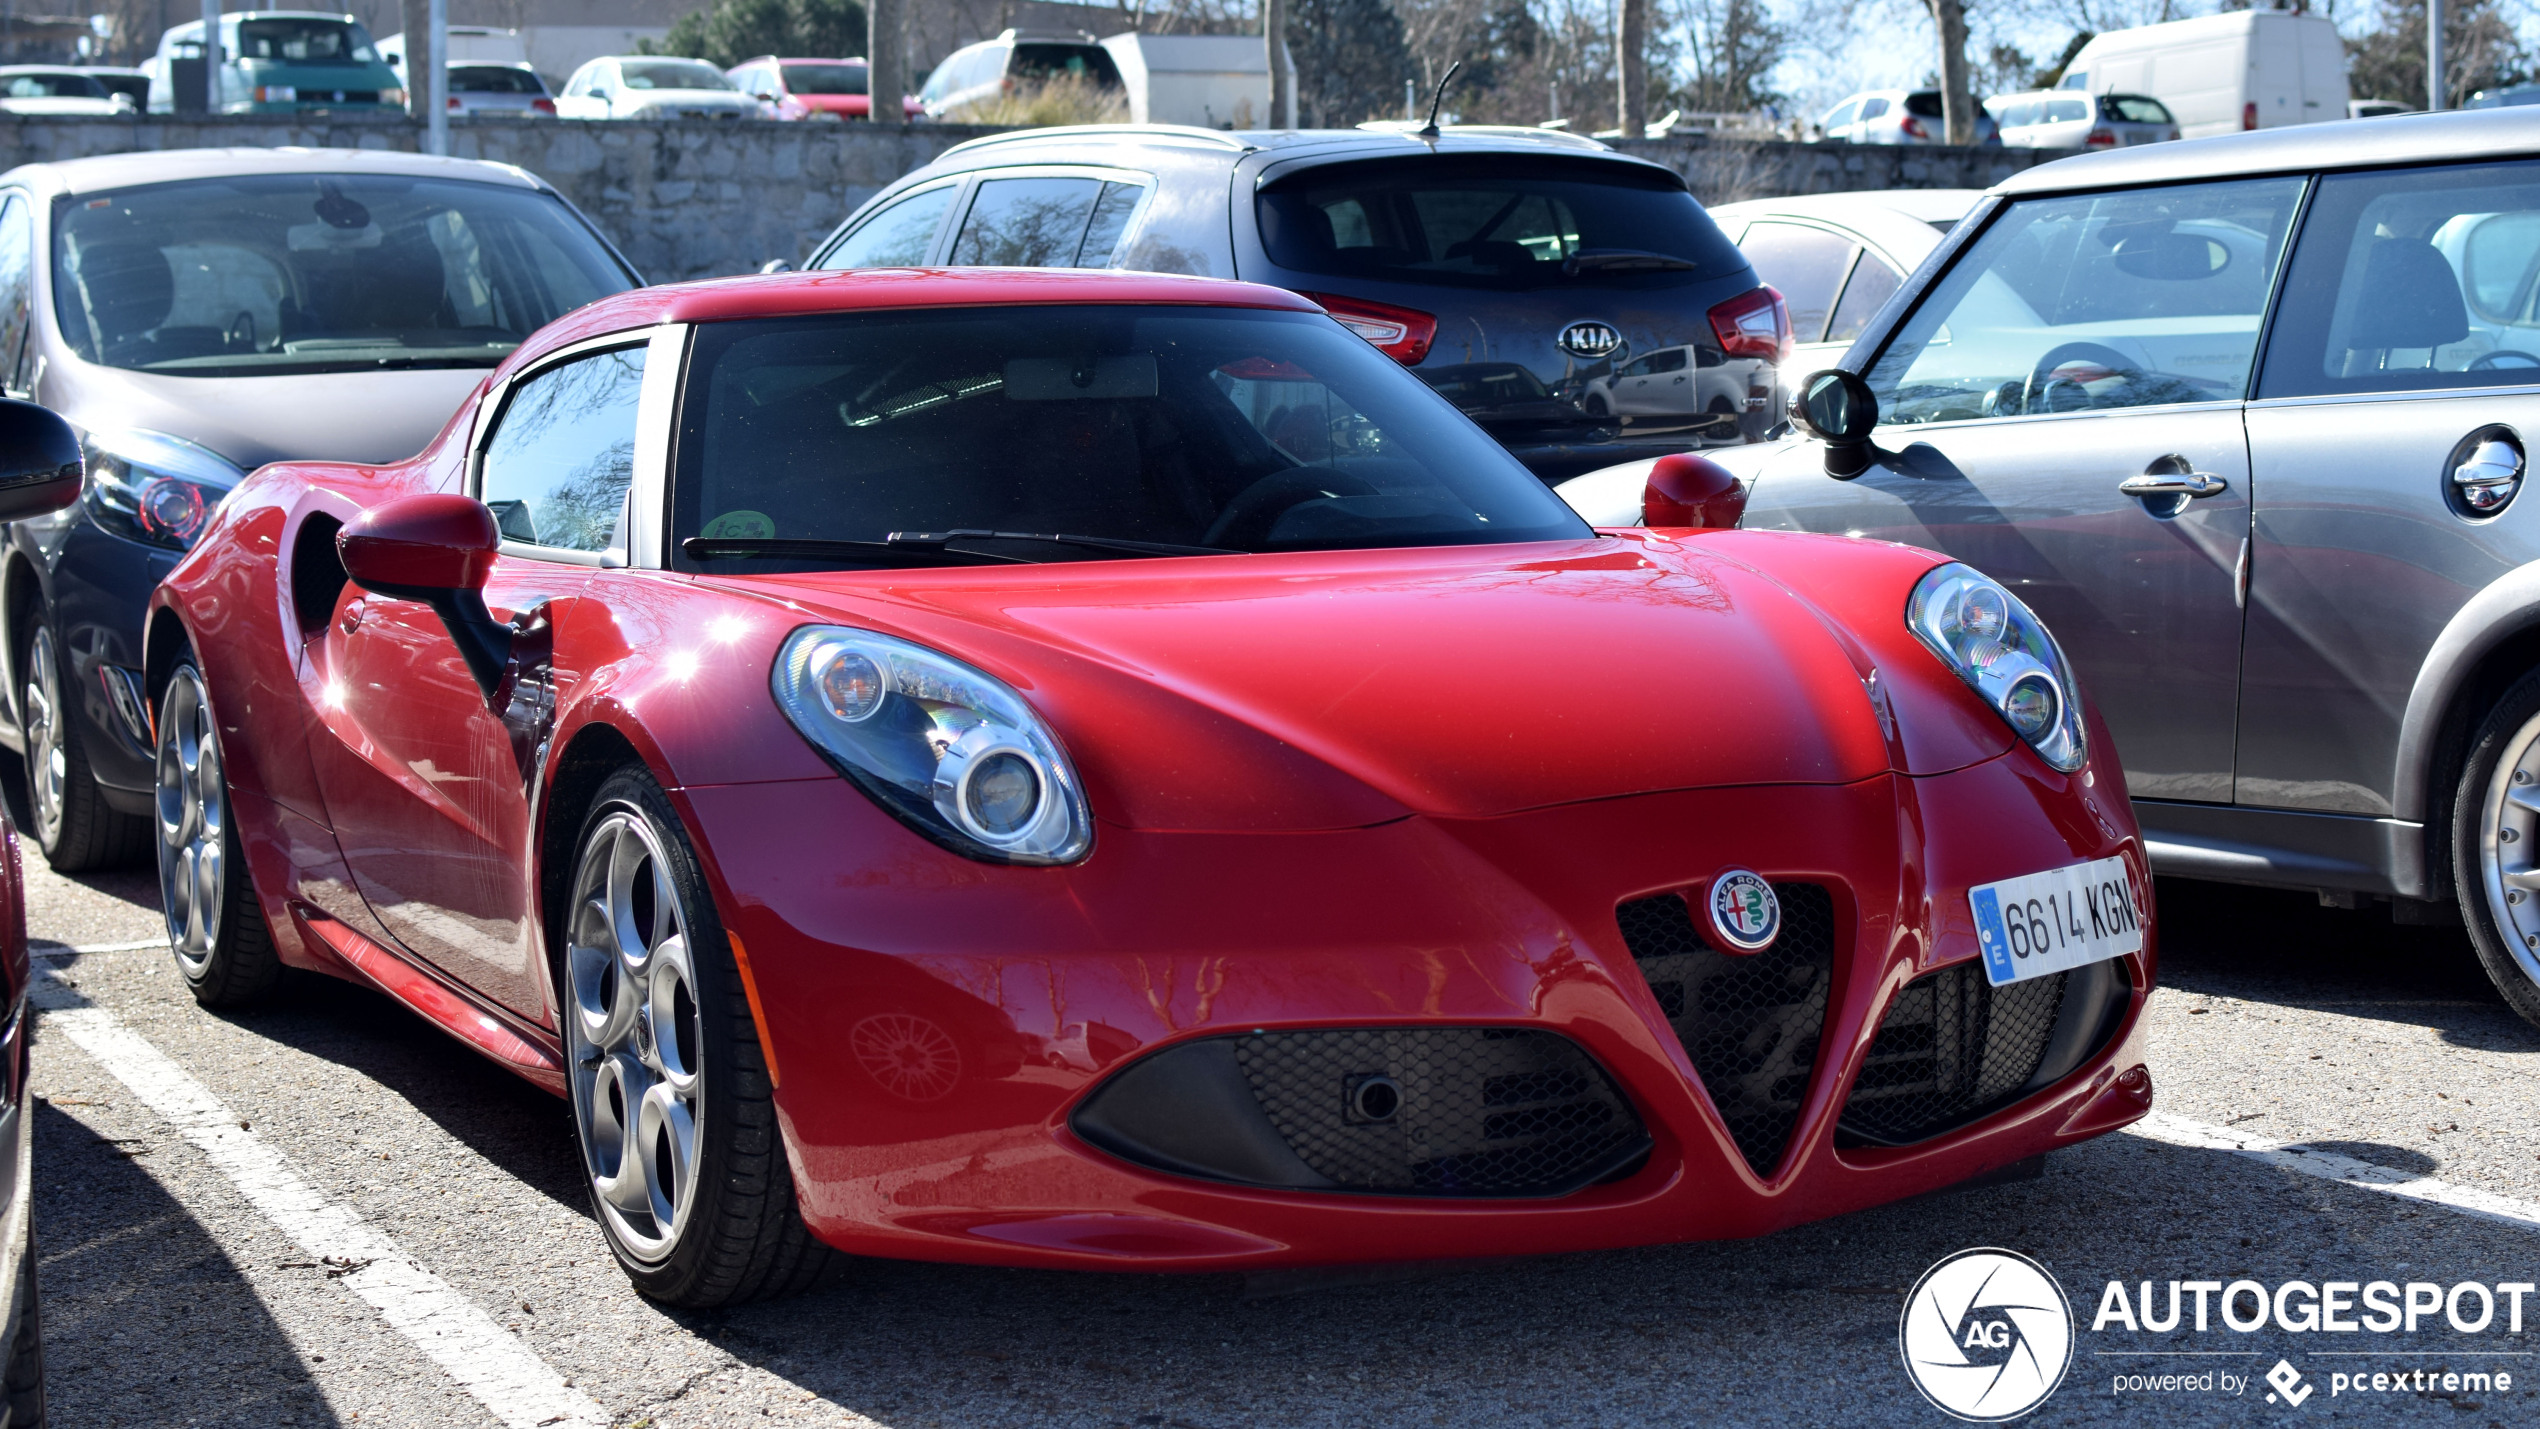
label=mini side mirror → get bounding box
[0,400,84,524]
[1642,452,1746,529]
[337,494,514,702]
[1789,369,1882,479]
[758,258,794,274]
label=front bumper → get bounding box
[681,749,2153,1271]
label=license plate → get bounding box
[1969,856,2143,986]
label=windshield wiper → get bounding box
[1564,248,1699,274]
[366,354,508,369]
[681,537,1030,567]
[885,530,1237,559]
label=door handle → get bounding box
[2118,472,2227,498]
[338,599,364,635]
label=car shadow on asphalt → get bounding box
[2150,878,2536,1052]
[32,1096,342,1427]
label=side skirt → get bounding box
[289,904,568,1095]
[2134,799,2427,900]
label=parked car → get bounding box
[802,125,1789,476]
[0,148,639,872]
[1099,32,1270,128]
[2056,9,2345,137]
[1818,89,1999,146]
[1563,107,2540,1030]
[0,68,127,116]
[377,23,531,73]
[1987,90,2179,149]
[442,62,555,117]
[1579,344,1770,432]
[553,56,762,121]
[2468,84,2540,110]
[916,28,1123,119]
[1711,189,1983,412]
[726,55,917,120]
[144,11,404,115]
[2350,98,2412,119]
[151,264,2154,1306]
[74,67,148,108]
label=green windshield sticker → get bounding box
[700,509,775,539]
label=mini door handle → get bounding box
[338,600,364,635]
[2118,472,2227,499]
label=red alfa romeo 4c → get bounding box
[148,269,2157,1305]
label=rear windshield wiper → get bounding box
[682,537,1031,567]
[886,530,1237,559]
[1564,248,1699,274]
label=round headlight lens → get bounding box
[961,750,1042,837]
[2000,672,2060,739]
[816,648,887,722]
[1906,563,2088,772]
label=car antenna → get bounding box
[1417,62,1462,141]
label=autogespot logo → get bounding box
[1901,1249,2075,1421]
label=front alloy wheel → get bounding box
[154,659,278,1007]
[562,767,835,1305]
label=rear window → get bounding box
[2103,94,2173,124]
[1257,158,1745,292]
[450,65,542,94]
[622,60,733,91]
[783,62,867,95]
[1904,92,1945,118]
[1008,44,1120,89]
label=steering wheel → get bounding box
[2020,341,2143,416]
[2469,350,2540,371]
[1203,464,1378,549]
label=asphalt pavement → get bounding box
[20,797,2540,1426]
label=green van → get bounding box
[144,11,403,115]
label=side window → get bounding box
[1826,255,1902,344]
[819,183,960,269]
[1868,175,2304,424]
[1822,99,1860,131]
[1646,348,1688,373]
[949,176,1109,267]
[1077,181,1145,267]
[0,196,33,396]
[479,345,646,555]
[1740,221,1856,343]
[2044,98,2089,123]
[1859,97,1889,120]
[1618,354,1651,377]
[2261,160,2540,397]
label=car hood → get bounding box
[727,536,1900,831]
[51,363,483,471]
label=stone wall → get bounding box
[0,115,2064,282]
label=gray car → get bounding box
[803,124,1787,478]
[0,148,638,871]
[1986,90,2179,149]
[1559,108,2540,1027]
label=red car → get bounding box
[147,269,2158,1307]
[725,56,920,120]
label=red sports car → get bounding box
[148,269,2158,1306]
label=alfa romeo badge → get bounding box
[1708,870,1780,952]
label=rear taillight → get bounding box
[2085,127,2116,148]
[1708,285,1791,364]
[447,96,463,110]
[532,97,556,114]
[2243,101,2258,131]
[1901,115,1928,140]
[1300,291,1437,366]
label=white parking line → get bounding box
[2128,1110,2540,1233]
[31,967,607,1429]
[31,938,169,956]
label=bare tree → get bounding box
[1615,0,1647,136]
[1926,0,1976,141]
[1267,0,1293,125]
[868,0,904,122]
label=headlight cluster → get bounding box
[1906,562,2088,773]
[773,626,1093,864]
[81,430,244,552]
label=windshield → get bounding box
[235,19,378,65]
[1009,44,1120,87]
[2,72,104,98]
[1258,158,1745,292]
[451,65,544,94]
[53,175,635,377]
[672,306,1587,566]
[621,60,734,91]
[782,62,867,95]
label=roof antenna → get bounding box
[1418,62,1462,140]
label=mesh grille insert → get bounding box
[1230,1028,1646,1196]
[1616,884,1837,1179]
[1837,962,2068,1146]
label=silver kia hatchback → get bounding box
[1562,108,2540,1028]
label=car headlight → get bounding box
[81,429,246,551]
[1905,562,2087,773]
[772,625,1093,864]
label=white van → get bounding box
[2057,10,2346,139]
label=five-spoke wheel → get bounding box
[151,654,278,1007]
[21,619,146,871]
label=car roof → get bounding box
[512,268,1324,368]
[931,123,1642,176]
[1998,106,2540,195]
[1711,188,1982,226]
[0,146,549,198]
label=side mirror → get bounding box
[0,400,85,523]
[1642,452,1746,529]
[1790,369,1882,479]
[337,494,514,702]
[758,258,794,274]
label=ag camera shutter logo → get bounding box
[1901,1248,2074,1421]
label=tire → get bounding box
[155,658,281,1009]
[563,766,837,1306]
[3,1224,43,1429]
[2452,667,2540,1030]
[1583,394,1610,417]
[18,617,145,873]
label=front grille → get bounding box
[1616,884,1836,1178]
[1070,1027,1649,1198]
[1836,956,2130,1147]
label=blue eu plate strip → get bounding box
[1972,886,2016,985]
